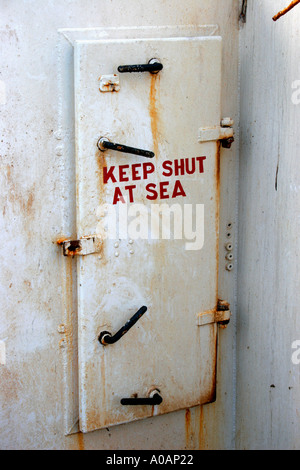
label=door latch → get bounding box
[118,58,163,74]
[97,137,155,159]
[99,306,147,345]
[121,388,163,406]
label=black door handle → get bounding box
[99,306,147,345]
[121,389,163,406]
[97,137,155,159]
[118,58,163,74]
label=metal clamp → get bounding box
[118,58,163,74]
[121,389,163,406]
[97,137,155,159]
[99,306,147,345]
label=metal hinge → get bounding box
[198,118,234,148]
[197,300,231,329]
[57,236,102,257]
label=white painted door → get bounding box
[74,36,222,433]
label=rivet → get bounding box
[129,240,134,245]
[114,242,119,248]
[129,249,134,255]
[59,338,67,348]
[115,252,119,257]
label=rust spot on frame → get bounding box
[56,237,69,246]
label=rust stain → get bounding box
[149,74,161,158]
[198,406,205,450]
[0,368,22,402]
[95,147,108,264]
[185,408,191,432]
[96,147,107,205]
[4,164,36,217]
[76,432,85,450]
[23,280,32,289]
[185,408,198,449]
[185,408,191,447]
[85,362,102,431]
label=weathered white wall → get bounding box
[0,0,239,450]
[237,0,300,450]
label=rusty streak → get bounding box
[149,73,160,158]
[273,0,300,21]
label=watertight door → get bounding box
[74,36,222,433]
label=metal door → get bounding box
[74,36,222,433]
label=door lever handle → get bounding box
[98,137,155,159]
[121,389,163,406]
[99,306,147,345]
[118,58,163,74]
